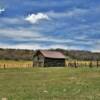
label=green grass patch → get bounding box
[0,67,100,100]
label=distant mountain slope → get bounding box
[0,48,100,61]
[0,48,34,60]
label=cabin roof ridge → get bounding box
[38,50,66,59]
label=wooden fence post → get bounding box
[89,61,92,68]
[74,61,77,68]
[4,64,6,69]
[97,60,99,67]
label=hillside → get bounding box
[0,48,100,61]
[0,48,34,61]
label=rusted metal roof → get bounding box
[40,50,66,59]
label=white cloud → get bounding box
[25,13,49,24]
[0,28,42,40]
[66,8,88,17]
[0,43,43,50]
[47,44,68,49]
[92,41,100,53]
[0,17,22,24]
[0,43,67,50]
[0,43,83,50]
[47,8,88,18]
[23,1,71,8]
[0,28,73,43]
[0,8,5,14]
[92,50,100,53]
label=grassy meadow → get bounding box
[0,67,100,100]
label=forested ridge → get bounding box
[0,48,100,61]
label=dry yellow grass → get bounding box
[0,60,99,68]
[0,60,32,68]
[65,60,100,67]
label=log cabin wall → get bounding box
[44,58,65,67]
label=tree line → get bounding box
[0,48,100,61]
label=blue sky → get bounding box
[0,0,100,52]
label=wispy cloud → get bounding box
[0,27,73,43]
[46,8,88,18]
[0,42,43,50]
[92,41,100,52]
[0,28,42,41]
[0,8,5,14]
[0,42,88,50]
[66,8,88,17]
[25,13,49,24]
[0,17,22,24]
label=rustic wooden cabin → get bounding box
[33,50,66,67]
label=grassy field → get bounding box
[0,67,100,100]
